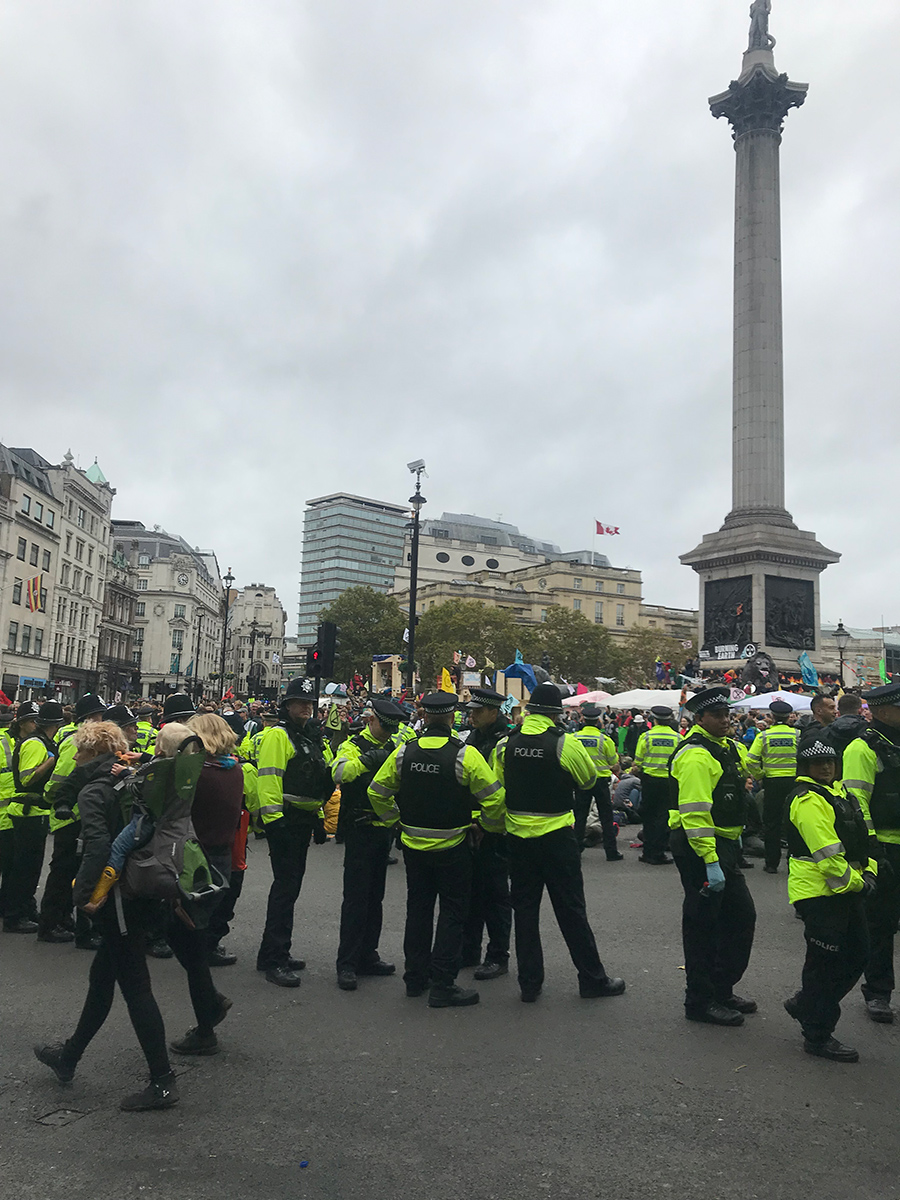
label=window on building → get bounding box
[34,628,43,657]
[174,604,186,618]
[21,494,31,514]
[137,579,148,591]
[574,577,582,590]
[433,529,449,539]
[21,626,31,654]
[46,509,55,529]
[133,628,144,646]
[69,603,78,628]
[42,549,51,571]
[616,604,625,626]
[8,621,18,651]
[75,539,84,561]
[595,602,604,623]
[53,632,63,661]
[12,579,22,605]
[90,515,96,534]
[133,650,142,668]
[99,554,105,574]
[172,629,184,650]
[67,500,73,518]
[80,607,88,631]
[16,538,26,560]
[66,636,75,664]
[84,574,93,596]
[135,601,145,616]
[77,507,85,528]
[435,552,451,563]
[485,558,500,569]
[595,580,603,592]
[73,569,82,591]
[77,641,86,667]
[573,597,582,611]
[65,533,72,553]
[60,562,70,586]
[616,583,625,594]
[87,546,93,566]
[29,544,39,567]
[34,502,43,522]
[648,620,657,627]
[138,554,150,567]
[540,609,547,623]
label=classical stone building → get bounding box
[112,520,224,700]
[97,545,139,701]
[227,584,286,701]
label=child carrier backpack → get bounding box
[119,734,227,928]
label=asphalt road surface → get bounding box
[2,835,898,1200]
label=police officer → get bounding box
[462,687,514,980]
[331,696,406,991]
[368,692,506,1008]
[255,677,333,986]
[634,706,680,865]
[669,687,756,1026]
[38,692,107,945]
[492,683,626,1003]
[842,679,900,1024]
[747,699,798,873]
[0,705,16,921]
[133,705,158,754]
[4,700,63,933]
[783,739,873,1062]
[572,704,623,860]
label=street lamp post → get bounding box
[220,568,235,700]
[833,619,850,688]
[405,461,426,694]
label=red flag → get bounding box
[26,574,45,612]
[595,522,620,536]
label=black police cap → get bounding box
[421,692,459,715]
[371,697,405,727]
[684,687,731,715]
[466,687,505,710]
[861,681,900,708]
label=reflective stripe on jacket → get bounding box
[787,777,871,902]
[746,723,797,778]
[492,713,596,839]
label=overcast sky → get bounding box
[1,0,897,636]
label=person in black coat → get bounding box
[33,720,179,1112]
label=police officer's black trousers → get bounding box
[39,823,90,938]
[0,826,15,917]
[762,777,794,870]
[862,841,900,1001]
[639,775,671,860]
[462,832,511,965]
[576,780,618,857]
[794,893,869,1043]
[337,823,392,972]
[5,816,47,924]
[257,808,313,969]
[671,830,756,1012]
[402,841,472,989]
[509,826,609,993]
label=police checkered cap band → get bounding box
[422,692,458,714]
[467,688,504,709]
[685,688,731,714]
[861,682,900,707]
[799,739,836,760]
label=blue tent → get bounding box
[501,661,538,693]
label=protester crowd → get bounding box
[2,669,897,1111]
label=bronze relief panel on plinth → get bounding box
[765,576,815,649]
[702,576,753,659]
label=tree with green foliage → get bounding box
[415,600,525,688]
[536,606,621,684]
[318,587,405,680]
[613,627,686,689]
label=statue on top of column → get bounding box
[748,0,776,51]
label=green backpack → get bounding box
[119,735,227,928]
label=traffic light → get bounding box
[318,621,340,676]
[306,645,322,675]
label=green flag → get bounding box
[880,657,890,685]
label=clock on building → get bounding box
[177,573,189,586]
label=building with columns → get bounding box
[681,7,839,670]
[227,584,286,700]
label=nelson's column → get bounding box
[681,2,839,671]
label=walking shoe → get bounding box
[337,969,358,991]
[387,856,399,865]
[738,858,755,869]
[170,1028,219,1056]
[474,959,509,981]
[606,852,625,862]
[803,1037,859,1063]
[212,995,232,1026]
[723,994,758,1014]
[638,855,673,865]
[685,1002,744,1026]
[520,988,542,1003]
[75,934,103,951]
[783,994,802,1022]
[428,985,480,1008]
[120,1071,180,1111]
[3,920,38,934]
[256,957,305,973]
[405,982,428,997]
[865,996,894,1023]
[37,926,76,944]
[207,945,237,967]
[147,939,174,959]
[763,866,779,874]
[356,958,396,976]
[34,1043,76,1083]
[580,977,626,999]
[265,965,302,988]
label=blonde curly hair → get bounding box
[72,720,128,759]
[187,713,238,757]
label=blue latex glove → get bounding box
[706,861,726,892]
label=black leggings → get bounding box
[66,901,170,1079]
